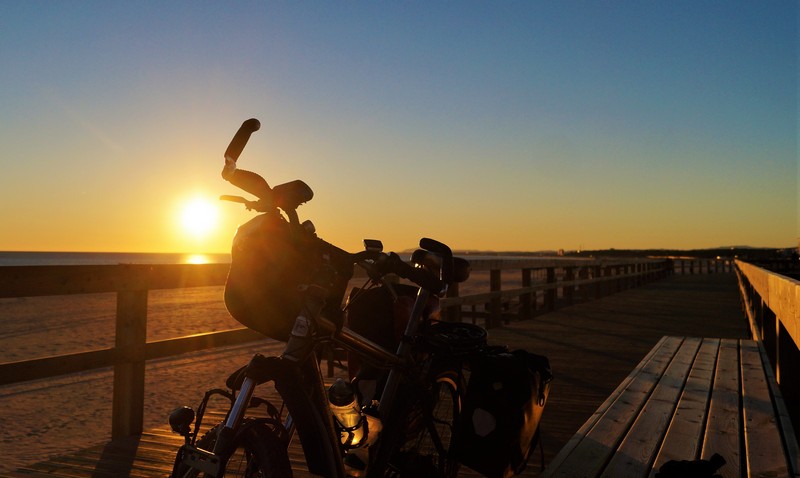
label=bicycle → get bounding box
[168,119,550,478]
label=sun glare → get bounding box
[184,253,211,264]
[180,197,219,239]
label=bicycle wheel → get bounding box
[172,420,292,478]
[393,373,461,478]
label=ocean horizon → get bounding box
[0,251,232,267]
[0,250,560,267]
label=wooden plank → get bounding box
[649,338,719,476]
[701,339,741,478]
[543,336,683,477]
[0,348,116,385]
[0,329,266,387]
[542,336,673,475]
[144,328,268,360]
[740,339,791,477]
[601,337,702,478]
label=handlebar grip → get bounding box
[385,253,443,293]
[419,238,452,257]
[225,118,261,162]
[419,237,453,284]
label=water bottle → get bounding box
[328,378,366,448]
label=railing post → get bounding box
[778,321,800,424]
[489,269,502,328]
[593,266,602,299]
[624,264,631,289]
[762,300,777,367]
[578,267,589,301]
[520,268,532,320]
[445,281,461,323]
[112,288,148,438]
[545,267,556,311]
[564,267,575,305]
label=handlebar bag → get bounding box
[224,213,352,341]
[454,349,552,478]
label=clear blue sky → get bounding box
[1,1,796,253]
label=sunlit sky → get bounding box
[1,1,797,254]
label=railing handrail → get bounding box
[735,259,800,349]
[734,259,800,432]
[0,257,674,437]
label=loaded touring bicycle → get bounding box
[168,119,552,478]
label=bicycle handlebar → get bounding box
[222,119,273,201]
[354,250,444,295]
[219,119,464,294]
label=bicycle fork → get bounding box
[212,357,297,460]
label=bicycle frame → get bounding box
[211,281,433,477]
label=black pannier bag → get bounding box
[224,213,353,341]
[454,348,552,478]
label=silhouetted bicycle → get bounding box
[168,119,550,478]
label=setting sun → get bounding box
[179,197,219,239]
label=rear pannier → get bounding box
[455,348,552,478]
[224,213,353,341]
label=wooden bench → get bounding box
[540,336,800,478]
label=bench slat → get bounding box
[649,338,719,476]
[740,339,791,476]
[701,339,741,478]
[600,337,702,478]
[544,336,682,477]
[542,336,798,478]
[542,336,672,475]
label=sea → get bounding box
[0,251,567,267]
[0,251,232,267]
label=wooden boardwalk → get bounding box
[2,273,748,477]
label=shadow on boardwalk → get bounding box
[486,273,748,475]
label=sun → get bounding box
[180,196,219,238]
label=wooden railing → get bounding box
[670,258,735,274]
[0,263,258,438]
[441,257,670,326]
[0,257,669,438]
[735,260,800,421]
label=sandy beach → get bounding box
[0,271,503,473]
[0,285,264,472]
